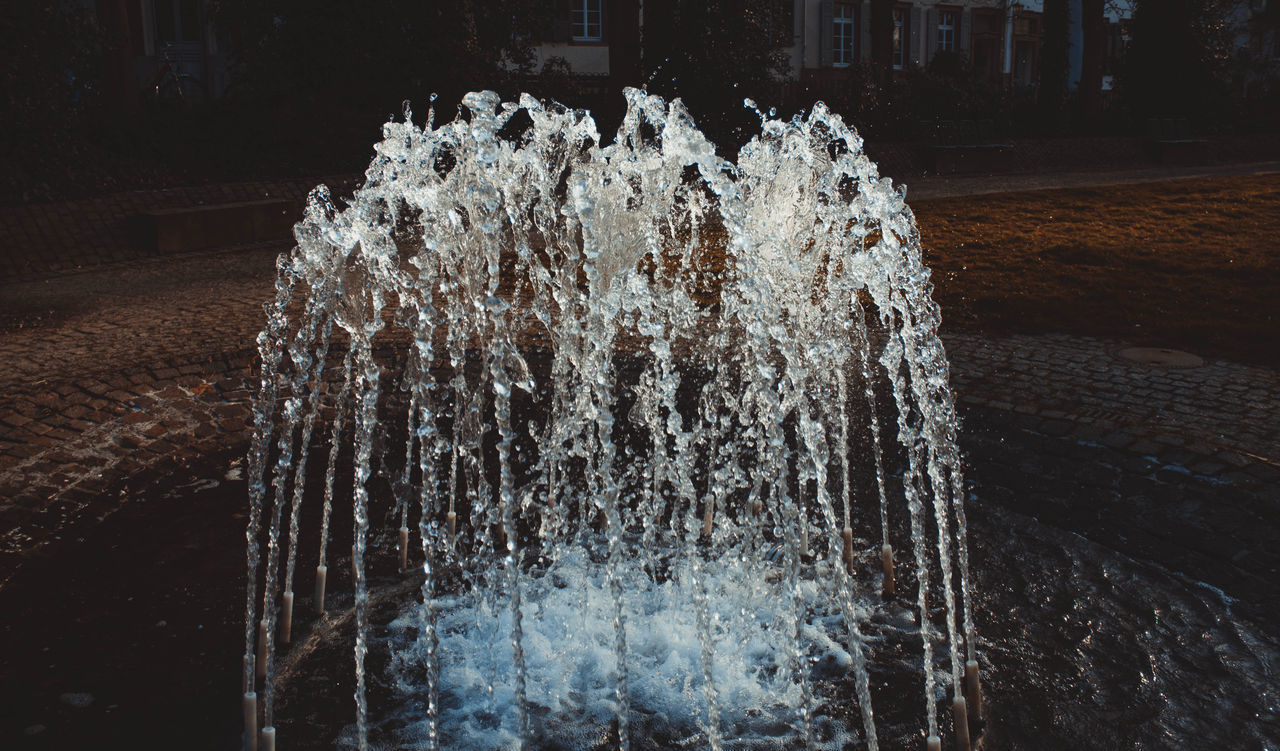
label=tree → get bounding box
[212,0,542,122]
[1077,0,1106,119]
[0,2,104,200]
[640,0,792,151]
[1039,0,1070,131]
[203,0,549,174]
[1122,0,1238,121]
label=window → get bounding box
[834,4,855,66]
[572,0,603,42]
[937,10,956,53]
[892,8,907,69]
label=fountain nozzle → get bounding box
[965,659,983,717]
[881,544,896,598]
[242,691,258,751]
[313,565,327,615]
[953,696,972,751]
[280,591,294,644]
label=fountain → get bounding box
[241,89,979,750]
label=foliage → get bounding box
[211,0,543,137]
[1120,0,1239,122]
[826,53,1010,139]
[910,51,1009,123]
[0,2,104,201]
[641,0,792,151]
[1038,0,1070,131]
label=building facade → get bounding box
[92,0,231,111]
[84,0,1277,119]
[526,1,1052,92]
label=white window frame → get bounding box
[892,8,906,70]
[572,0,603,42]
[834,4,856,67]
[937,10,956,53]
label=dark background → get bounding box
[3,0,1278,203]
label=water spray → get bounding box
[242,88,979,750]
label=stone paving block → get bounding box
[1217,450,1252,468]
[113,434,141,449]
[30,392,61,409]
[215,403,245,420]
[1102,430,1134,449]
[1221,470,1260,487]
[1070,425,1107,442]
[27,434,59,448]
[4,444,43,460]
[1129,439,1161,456]
[1189,461,1227,476]
[12,492,45,510]
[219,418,247,434]
[120,411,152,426]
[1158,449,1199,466]
[62,404,91,420]
[155,385,186,400]
[1154,468,1194,483]
[2,413,33,428]
[1038,419,1072,437]
[1244,462,1280,482]
[83,380,112,396]
[73,477,108,495]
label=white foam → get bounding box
[382,550,872,750]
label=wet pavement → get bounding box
[0,164,1277,748]
[1,244,1275,596]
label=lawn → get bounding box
[912,173,1280,367]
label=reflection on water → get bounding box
[976,504,1279,750]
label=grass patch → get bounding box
[913,173,1280,366]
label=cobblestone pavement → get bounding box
[1,168,1277,598]
[2,252,1277,594]
[1,168,1278,751]
[0,245,277,585]
[947,333,1280,485]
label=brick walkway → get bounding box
[1,165,1277,594]
[947,333,1280,485]
[0,246,275,586]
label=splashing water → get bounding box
[243,89,978,751]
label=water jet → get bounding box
[242,89,979,750]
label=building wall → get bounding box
[531,44,612,77]
[528,0,643,86]
[787,0,1029,82]
[92,0,229,109]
